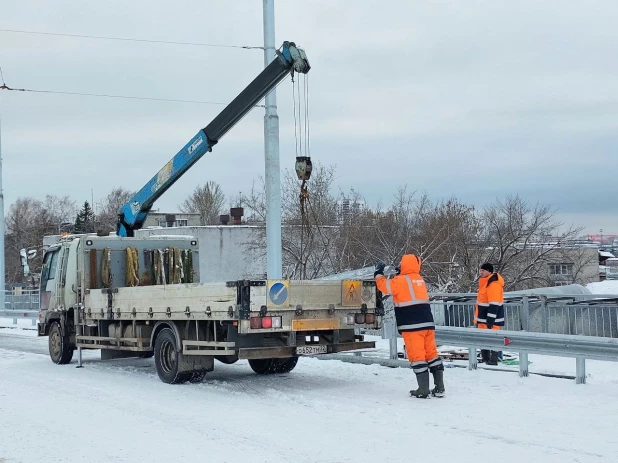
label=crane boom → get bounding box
[117,41,310,237]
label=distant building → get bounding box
[337,197,365,224]
[143,212,201,228]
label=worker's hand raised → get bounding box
[374,263,385,278]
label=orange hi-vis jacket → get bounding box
[375,254,435,333]
[475,272,505,327]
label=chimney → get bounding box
[230,207,244,225]
[220,214,230,225]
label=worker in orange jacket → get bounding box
[475,263,505,365]
[375,254,445,398]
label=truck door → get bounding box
[39,247,60,312]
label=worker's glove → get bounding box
[374,262,385,278]
[485,318,494,329]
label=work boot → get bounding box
[410,371,430,399]
[431,369,445,398]
[487,351,499,366]
[480,349,490,363]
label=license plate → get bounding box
[296,345,327,355]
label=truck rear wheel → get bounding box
[248,357,298,375]
[49,322,74,365]
[154,328,188,384]
[188,371,207,383]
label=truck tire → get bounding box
[154,328,188,384]
[274,357,298,373]
[188,371,207,383]
[248,357,298,375]
[48,322,74,365]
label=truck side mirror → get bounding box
[20,249,32,277]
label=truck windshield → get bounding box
[41,249,60,289]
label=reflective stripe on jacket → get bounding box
[475,272,505,326]
[375,254,435,333]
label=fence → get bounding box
[356,290,618,384]
[433,292,618,338]
[0,290,40,326]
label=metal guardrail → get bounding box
[0,309,38,326]
[2,290,40,311]
[358,291,618,384]
[435,326,618,384]
[0,290,40,327]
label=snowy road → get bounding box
[1,331,618,463]
[0,330,47,355]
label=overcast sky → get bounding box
[0,0,616,235]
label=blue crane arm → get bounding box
[117,41,310,237]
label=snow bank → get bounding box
[586,280,618,295]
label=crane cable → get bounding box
[292,73,312,277]
[291,74,335,277]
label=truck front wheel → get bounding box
[49,322,74,365]
[248,357,298,375]
[154,328,188,384]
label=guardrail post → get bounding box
[575,357,586,384]
[389,335,398,360]
[13,317,17,325]
[468,347,477,370]
[521,296,530,331]
[519,297,530,377]
[519,352,529,377]
[541,295,549,333]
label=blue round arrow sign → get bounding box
[269,282,288,305]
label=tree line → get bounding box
[4,163,593,290]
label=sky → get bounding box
[0,0,616,235]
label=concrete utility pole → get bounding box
[263,0,282,279]
[0,96,5,306]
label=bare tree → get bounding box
[478,195,585,290]
[238,179,266,224]
[414,199,481,292]
[335,187,431,271]
[4,196,76,285]
[239,162,340,279]
[179,181,226,225]
[279,163,340,279]
[96,187,135,233]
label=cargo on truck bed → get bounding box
[39,234,382,383]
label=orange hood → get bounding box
[400,254,421,275]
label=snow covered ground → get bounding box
[1,280,617,462]
[1,334,618,463]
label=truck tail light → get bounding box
[346,314,355,325]
[365,313,375,324]
[250,316,282,329]
[250,317,261,329]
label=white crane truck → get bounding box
[37,41,382,383]
[37,234,381,383]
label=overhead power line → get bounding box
[0,85,268,107]
[0,84,228,105]
[0,28,263,50]
[0,66,266,107]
